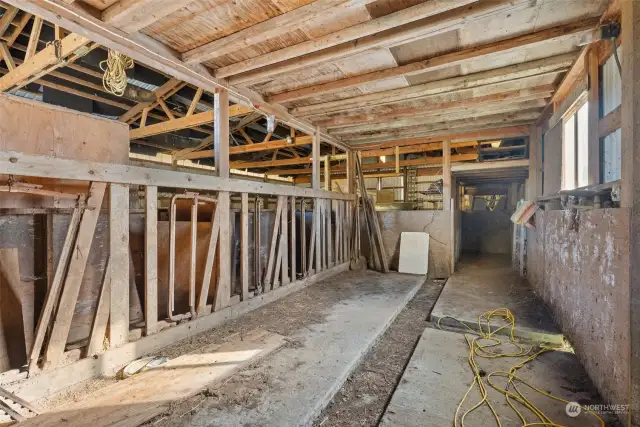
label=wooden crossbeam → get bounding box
[130,104,252,139]
[178,135,314,161]
[268,18,599,103]
[24,16,42,59]
[0,33,91,92]
[215,0,476,79]
[0,5,17,37]
[183,0,376,64]
[119,78,182,123]
[0,41,14,70]
[6,12,32,46]
[102,0,194,33]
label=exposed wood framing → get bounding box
[240,193,249,301]
[109,183,130,349]
[599,105,621,138]
[268,18,598,103]
[24,16,43,59]
[119,78,182,123]
[43,182,106,370]
[0,41,14,70]
[587,47,600,184]
[102,0,194,34]
[0,6,17,36]
[144,185,158,335]
[86,260,111,357]
[177,135,314,161]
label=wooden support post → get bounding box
[621,1,640,424]
[301,199,307,277]
[264,196,283,290]
[240,193,249,301]
[443,140,452,211]
[528,125,540,199]
[327,199,333,267]
[312,129,322,274]
[290,196,296,282]
[214,88,231,311]
[109,183,130,349]
[144,185,158,335]
[395,146,400,174]
[322,200,327,270]
[280,197,289,286]
[324,157,331,191]
[43,182,106,369]
[588,47,600,185]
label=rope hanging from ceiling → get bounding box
[100,49,134,97]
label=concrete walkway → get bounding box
[150,269,425,427]
[431,254,563,345]
[380,328,612,427]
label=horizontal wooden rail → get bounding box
[0,152,355,201]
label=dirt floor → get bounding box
[314,279,445,427]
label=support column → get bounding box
[622,1,640,425]
[109,183,129,348]
[443,140,451,211]
[528,125,541,199]
[214,88,231,311]
[312,128,322,273]
[588,47,601,185]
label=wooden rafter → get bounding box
[175,135,313,161]
[268,18,599,103]
[24,15,42,59]
[6,12,31,46]
[130,104,252,139]
[0,41,14,70]
[0,5,17,37]
[102,0,195,34]
[119,78,183,123]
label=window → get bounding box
[602,45,622,182]
[562,99,589,190]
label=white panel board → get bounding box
[398,232,429,275]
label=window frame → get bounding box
[561,92,589,190]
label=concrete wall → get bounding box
[527,208,629,408]
[363,210,451,278]
[461,197,512,255]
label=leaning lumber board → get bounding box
[0,248,29,370]
[19,329,286,427]
[109,184,129,349]
[28,207,82,374]
[263,196,284,291]
[85,262,111,357]
[43,182,107,369]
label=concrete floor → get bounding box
[380,328,614,427]
[141,269,425,427]
[431,254,564,345]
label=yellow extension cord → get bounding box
[436,308,605,427]
[100,49,134,97]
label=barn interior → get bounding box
[0,0,636,426]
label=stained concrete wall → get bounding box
[363,210,451,278]
[527,208,629,409]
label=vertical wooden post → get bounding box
[327,199,333,267]
[301,199,307,276]
[214,88,231,311]
[621,1,640,424]
[240,193,249,300]
[588,47,600,185]
[290,196,297,282]
[443,140,452,211]
[312,129,322,274]
[109,183,130,348]
[528,125,540,199]
[280,197,289,286]
[144,185,158,335]
[324,157,331,191]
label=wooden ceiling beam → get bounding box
[119,78,183,122]
[102,0,194,33]
[8,0,348,150]
[268,17,599,103]
[328,100,549,134]
[182,0,376,65]
[130,104,252,139]
[178,135,314,161]
[317,86,554,128]
[291,53,575,117]
[215,0,477,79]
[0,5,17,36]
[0,32,91,91]
[361,141,479,158]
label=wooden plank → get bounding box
[322,200,327,270]
[291,53,575,117]
[0,41,15,70]
[109,183,130,349]
[177,135,314,160]
[182,0,375,64]
[599,105,621,138]
[144,185,158,335]
[214,89,230,178]
[197,205,220,314]
[0,6,17,36]
[216,0,476,79]
[43,182,106,369]
[6,12,31,46]
[18,330,287,427]
[588,47,600,184]
[327,199,332,267]
[240,193,249,301]
[0,151,355,201]
[102,0,195,33]
[0,33,90,91]
[443,140,451,211]
[290,196,296,283]
[130,104,250,139]
[0,248,29,369]
[186,87,203,116]
[280,197,289,286]
[214,192,231,310]
[24,16,43,59]
[86,260,111,357]
[268,18,598,103]
[27,207,82,374]
[263,196,284,291]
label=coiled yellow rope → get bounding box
[437,308,605,427]
[100,49,134,97]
